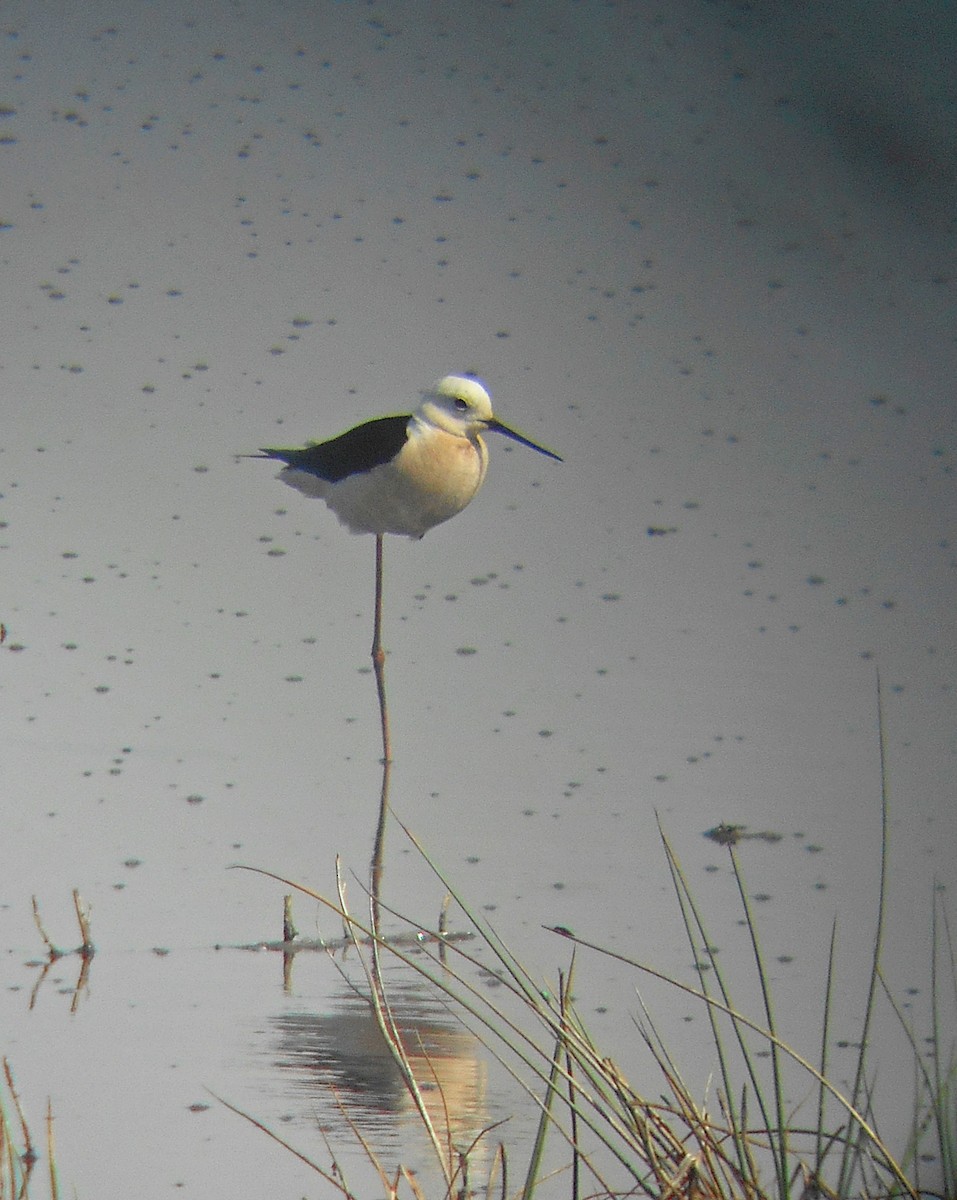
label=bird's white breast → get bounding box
[282,423,488,538]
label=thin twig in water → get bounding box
[31,896,63,960]
[3,1058,35,1165]
[72,889,94,956]
[47,1098,59,1200]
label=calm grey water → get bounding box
[1,1,954,1195]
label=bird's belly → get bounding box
[328,436,485,537]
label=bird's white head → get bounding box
[418,373,563,461]
[418,374,494,438]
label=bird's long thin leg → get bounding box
[371,533,392,766]
[370,533,391,941]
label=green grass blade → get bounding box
[520,996,566,1199]
[657,819,772,1189]
[838,672,890,1195]
[554,924,917,1198]
[727,844,790,1199]
[814,918,839,1182]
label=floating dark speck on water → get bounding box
[806,574,826,586]
[704,823,783,846]
[705,823,745,846]
[94,684,110,693]
[123,858,142,869]
[538,729,553,738]
[600,593,620,602]
[186,793,204,805]
[266,547,286,556]
[285,674,303,683]
[455,646,477,656]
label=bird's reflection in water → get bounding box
[269,980,489,1171]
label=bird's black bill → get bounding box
[489,419,563,462]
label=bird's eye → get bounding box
[454,397,468,411]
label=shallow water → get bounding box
[1,1,955,1195]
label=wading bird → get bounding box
[248,373,562,763]
[253,373,561,539]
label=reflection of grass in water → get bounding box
[229,680,954,1200]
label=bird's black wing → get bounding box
[260,414,411,483]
